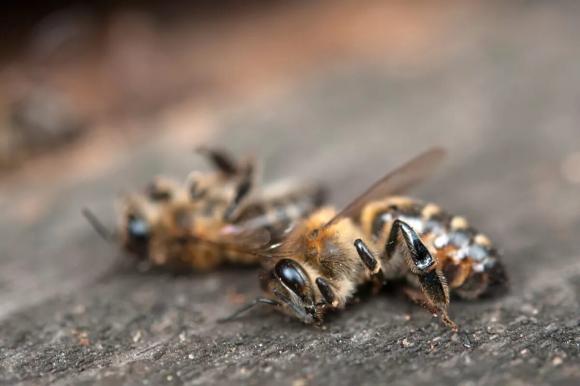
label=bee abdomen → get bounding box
[362,197,442,242]
[361,196,506,298]
[434,222,506,298]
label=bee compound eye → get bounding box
[274,259,309,298]
[128,215,149,240]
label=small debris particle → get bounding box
[152,349,165,360]
[400,338,414,348]
[430,336,441,350]
[132,330,142,343]
[520,349,529,356]
[552,356,563,366]
[461,333,472,349]
[72,330,90,346]
[521,304,539,315]
[188,353,194,360]
[544,323,558,332]
[486,324,506,335]
[179,332,186,342]
[166,375,173,381]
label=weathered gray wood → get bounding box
[1,3,579,385]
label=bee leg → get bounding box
[386,219,457,331]
[355,239,385,294]
[223,161,256,221]
[354,239,383,276]
[196,146,240,176]
[315,277,339,308]
[402,286,455,328]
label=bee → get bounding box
[83,147,326,271]
[221,148,508,330]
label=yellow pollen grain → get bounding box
[422,203,441,218]
[474,234,491,246]
[451,216,469,229]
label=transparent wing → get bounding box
[324,147,446,228]
[217,219,295,260]
[218,224,272,249]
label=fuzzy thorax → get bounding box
[282,207,370,308]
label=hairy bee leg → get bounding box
[402,286,439,315]
[223,162,255,221]
[315,277,338,307]
[196,146,240,176]
[386,219,457,331]
[355,239,384,294]
[402,286,457,331]
[354,239,382,275]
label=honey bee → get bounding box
[221,148,508,330]
[84,147,326,271]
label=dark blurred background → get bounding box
[0,1,579,385]
[0,0,474,172]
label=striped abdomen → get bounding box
[360,196,507,299]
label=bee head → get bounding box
[262,259,320,324]
[219,254,330,325]
[83,204,151,260]
[123,212,151,258]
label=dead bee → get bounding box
[84,147,326,271]
[221,148,507,330]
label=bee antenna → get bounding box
[82,207,115,243]
[217,298,279,323]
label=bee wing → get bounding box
[218,223,272,249]
[324,147,446,228]
[217,217,300,261]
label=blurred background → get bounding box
[0,0,473,172]
[0,1,579,384]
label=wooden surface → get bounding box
[0,2,579,385]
